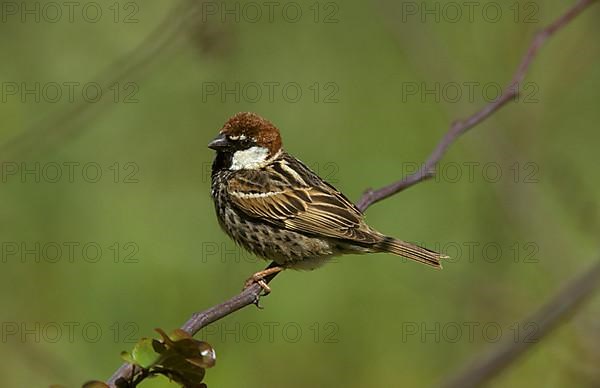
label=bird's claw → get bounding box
[243,266,285,307]
[244,276,272,295]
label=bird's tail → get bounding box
[375,237,446,269]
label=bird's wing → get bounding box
[227,157,381,244]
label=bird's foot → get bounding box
[243,266,285,297]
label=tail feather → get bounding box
[376,237,446,269]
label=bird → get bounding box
[208,112,446,294]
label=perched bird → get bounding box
[209,112,446,293]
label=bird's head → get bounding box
[208,112,282,170]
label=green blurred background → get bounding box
[1,0,599,387]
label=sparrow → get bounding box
[209,112,446,293]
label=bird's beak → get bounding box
[208,133,230,150]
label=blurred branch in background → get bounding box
[105,0,598,386]
[442,260,600,388]
[0,0,207,160]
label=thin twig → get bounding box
[355,0,597,212]
[106,0,597,386]
[441,259,600,388]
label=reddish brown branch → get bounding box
[106,0,597,386]
[356,0,596,212]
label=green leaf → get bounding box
[116,327,216,387]
[121,337,160,369]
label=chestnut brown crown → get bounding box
[208,112,282,156]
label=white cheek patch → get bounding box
[230,146,270,170]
